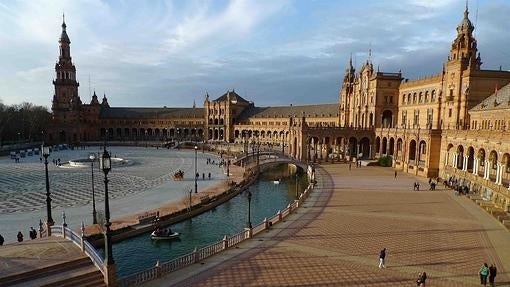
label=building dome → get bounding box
[457,6,474,33]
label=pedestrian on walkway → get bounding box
[17,231,23,242]
[489,264,497,287]
[394,170,397,179]
[479,262,489,287]
[0,234,4,246]
[349,163,352,170]
[378,248,386,268]
[416,272,427,286]
[29,227,37,240]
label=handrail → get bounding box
[83,240,106,276]
[50,225,105,276]
[118,182,316,287]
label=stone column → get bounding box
[453,153,458,168]
[463,156,468,171]
[496,163,502,184]
[445,152,449,166]
[484,160,490,179]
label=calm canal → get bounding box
[109,164,308,278]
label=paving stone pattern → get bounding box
[171,165,509,287]
[0,146,216,214]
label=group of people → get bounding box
[52,158,62,166]
[153,227,173,237]
[379,248,499,286]
[15,227,38,243]
[379,248,427,286]
[412,179,437,191]
[199,172,212,180]
[479,263,497,287]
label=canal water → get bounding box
[109,164,308,278]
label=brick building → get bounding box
[48,6,510,211]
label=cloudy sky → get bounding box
[1,0,509,108]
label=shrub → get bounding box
[378,155,393,167]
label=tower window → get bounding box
[448,109,452,117]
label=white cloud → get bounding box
[162,0,289,53]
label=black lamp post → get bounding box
[42,144,54,227]
[295,172,299,199]
[247,190,252,229]
[99,146,114,265]
[89,153,97,224]
[194,145,198,193]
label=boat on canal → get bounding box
[150,228,180,240]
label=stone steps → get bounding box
[469,196,510,228]
[1,257,104,287]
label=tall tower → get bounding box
[442,4,481,129]
[339,55,355,127]
[51,16,82,143]
[52,15,81,117]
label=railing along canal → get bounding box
[50,224,105,276]
[118,182,315,287]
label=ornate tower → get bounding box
[442,4,480,129]
[339,55,355,127]
[447,3,481,72]
[52,16,80,112]
[51,16,82,142]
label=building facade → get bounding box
[48,7,510,211]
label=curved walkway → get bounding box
[146,164,510,287]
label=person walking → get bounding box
[479,262,489,287]
[489,264,497,287]
[29,227,37,240]
[394,170,397,179]
[0,234,4,246]
[378,248,386,268]
[17,231,23,242]
[418,272,427,286]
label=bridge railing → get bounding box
[49,225,105,276]
[118,182,316,287]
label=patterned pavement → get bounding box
[158,164,510,287]
[0,146,221,214]
[0,146,226,244]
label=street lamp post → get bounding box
[42,144,54,229]
[189,188,192,213]
[99,145,116,284]
[194,145,198,193]
[295,172,299,199]
[256,141,260,171]
[89,153,97,224]
[247,191,252,228]
[99,146,114,265]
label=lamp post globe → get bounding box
[89,153,97,224]
[194,145,198,194]
[42,144,54,227]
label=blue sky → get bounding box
[1,0,509,108]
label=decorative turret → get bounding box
[343,54,355,84]
[101,93,109,108]
[90,91,99,105]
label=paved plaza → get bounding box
[0,146,226,244]
[152,164,510,287]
